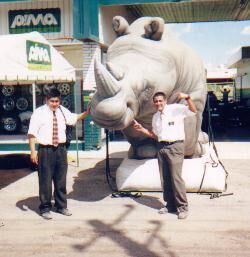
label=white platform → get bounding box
[116,154,227,193]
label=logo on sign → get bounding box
[9,8,61,33]
[26,40,52,71]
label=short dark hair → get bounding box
[46,87,61,99]
[153,92,166,102]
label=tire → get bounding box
[2,97,15,111]
[1,115,19,133]
[1,85,15,96]
[16,97,29,111]
[57,83,71,96]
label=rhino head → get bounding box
[90,16,177,130]
[90,16,207,158]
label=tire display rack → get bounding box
[0,83,74,135]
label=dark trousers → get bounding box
[38,144,68,213]
[157,141,188,212]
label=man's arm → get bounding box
[77,105,90,121]
[133,120,158,140]
[28,134,38,165]
[77,111,89,121]
[178,93,197,113]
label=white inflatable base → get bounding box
[116,157,227,193]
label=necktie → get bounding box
[52,111,59,146]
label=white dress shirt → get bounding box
[152,103,194,142]
[28,104,78,145]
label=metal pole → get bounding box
[105,128,111,177]
[240,75,243,102]
[73,81,79,167]
[90,121,94,149]
[32,82,36,111]
[233,79,236,102]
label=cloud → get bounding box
[167,23,192,38]
[241,26,250,35]
[226,46,241,55]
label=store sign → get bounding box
[26,40,52,71]
[9,8,61,34]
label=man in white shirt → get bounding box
[133,91,197,219]
[28,88,89,220]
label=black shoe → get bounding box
[56,208,72,216]
[40,211,52,220]
[158,206,177,214]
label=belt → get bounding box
[159,140,184,145]
[39,143,65,148]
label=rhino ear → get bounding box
[144,17,164,41]
[112,16,130,36]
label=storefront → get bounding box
[0,31,76,151]
[0,0,136,151]
[0,0,86,152]
[0,0,249,151]
[228,46,250,102]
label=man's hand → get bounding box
[86,102,91,114]
[178,92,197,113]
[132,120,144,133]
[132,120,157,140]
[30,151,38,165]
[178,92,190,100]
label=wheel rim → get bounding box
[2,86,15,96]
[3,97,15,111]
[16,97,29,111]
[61,96,71,109]
[3,117,17,132]
[57,83,71,95]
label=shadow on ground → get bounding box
[0,154,36,190]
[69,204,177,257]
[0,168,33,190]
[16,196,40,215]
[68,158,123,202]
[132,194,164,210]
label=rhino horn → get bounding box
[94,59,121,98]
[113,16,130,36]
[144,17,164,41]
[106,62,124,81]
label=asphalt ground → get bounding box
[0,142,250,257]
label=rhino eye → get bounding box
[139,84,154,105]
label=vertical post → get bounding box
[74,81,79,167]
[240,75,243,102]
[105,128,111,176]
[90,121,94,149]
[233,80,236,101]
[32,82,36,112]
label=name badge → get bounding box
[168,121,174,126]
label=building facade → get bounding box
[0,0,249,151]
[0,0,129,151]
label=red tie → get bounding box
[52,111,59,146]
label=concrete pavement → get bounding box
[0,142,250,257]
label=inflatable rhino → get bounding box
[90,16,207,159]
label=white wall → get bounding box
[0,0,73,39]
[99,5,135,46]
[235,62,250,89]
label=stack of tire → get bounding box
[0,83,72,134]
[0,85,32,134]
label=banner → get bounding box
[9,8,61,34]
[26,40,52,71]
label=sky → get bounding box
[168,20,250,68]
